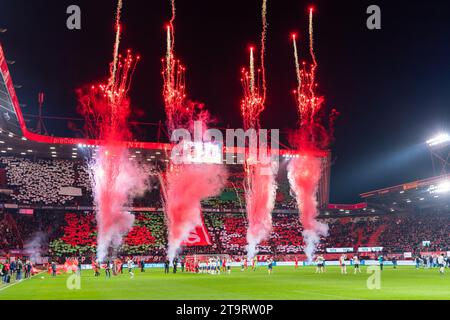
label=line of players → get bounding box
[326,253,447,275]
[59,252,448,280]
[415,254,448,275]
[307,254,366,274]
[195,256,275,275]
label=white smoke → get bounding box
[24,232,48,264]
[302,223,328,262]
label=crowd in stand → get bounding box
[0,158,449,260]
[379,213,450,253]
[0,212,19,249]
[0,157,295,209]
[2,210,448,260]
[0,157,91,205]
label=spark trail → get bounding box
[161,0,227,262]
[240,0,278,259]
[288,8,336,262]
[110,0,123,87]
[78,0,147,262]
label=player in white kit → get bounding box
[437,254,445,275]
[353,255,361,274]
[339,254,347,274]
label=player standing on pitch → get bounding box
[339,254,347,274]
[105,259,111,278]
[252,256,257,271]
[352,255,361,274]
[127,258,134,279]
[378,254,384,271]
[315,255,325,274]
[437,254,445,275]
[267,258,273,275]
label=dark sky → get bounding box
[1,0,450,203]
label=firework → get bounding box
[288,7,333,262]
[78,1,147,262]
[240,0,278,259]
[110,0,123,88]
[161,0,227,262]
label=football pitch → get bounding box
[0,266,449,300]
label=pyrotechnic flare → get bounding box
[161,0,227,262]
[260,0,268,100]
[288,7,335,262]
[162,25,188,133]
[110,0,123,87]
[78,1,147,262]
[240,0,278,259]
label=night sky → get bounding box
[1,0,450,203]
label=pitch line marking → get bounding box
[0,271,46,292]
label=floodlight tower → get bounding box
[426,133,450,176]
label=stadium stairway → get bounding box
[355,228,364,248]
[366,224,387,247]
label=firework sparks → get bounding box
[261,0,268,101]
[288,8,334,262]
[241,0,278,259]
[78,1,147,262]
[110,0,123,88]
[161,1,227,262]
[162,25,187,134]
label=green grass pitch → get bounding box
[0,266,449,300]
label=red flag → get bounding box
[181,216,212,247]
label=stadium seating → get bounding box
[0,157,92,205]
[0,157,297,209]
[1,210,443,258]
[0,156,448,258]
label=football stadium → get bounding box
[0,0,449,305]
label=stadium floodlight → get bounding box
[428,180,450,194]
[436,180,450,193]
[426,133,450,147]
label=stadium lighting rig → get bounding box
[426,132,450,176]
[426,133,450,147]
[428,179,450,194]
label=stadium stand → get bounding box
[0,157,296,209]
[0,157,448,260]
[0,157,92,205]
[1,209,448,260]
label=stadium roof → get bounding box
[360,175,450,212]
[0,43,23,136]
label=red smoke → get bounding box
[78,51,147,262]
[164,164,227,261]
[288,10,338,261]
[162,14,227,261]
